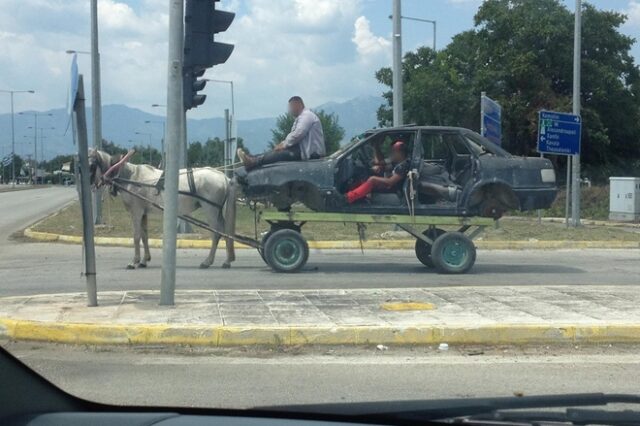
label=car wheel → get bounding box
[414,228,446,268]
[264,229,309,273]
[431,232,476,274]
[479,198,505,219]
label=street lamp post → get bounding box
[19,112,52,184]
[391,0,403,126]
[28,126,55,171]
[202,79,235,173]
[135,132,153,164]
[0,89,34,186]
[145,120,165,168]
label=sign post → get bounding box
[71,74,98,307]
[480,92,502,145]
[537,110,582,227]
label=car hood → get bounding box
[235,159,336,187]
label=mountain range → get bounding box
[0,95,384,160]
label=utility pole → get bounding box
[161,0,184,306]
[224,108,231,176]
[392,0,403,126]
[91,0,104,224]
[0,90,34,187]
[571,0,582,226]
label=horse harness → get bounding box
[105,162,226,211]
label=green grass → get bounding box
[513,186,610,221]
[32,194,639,242]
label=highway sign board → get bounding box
[537,110,581,155]
[481,94,502,145]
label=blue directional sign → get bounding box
[481,94,502,145]
[68,53,79,115]
[537,110,581,155]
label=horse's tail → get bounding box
[223,177,237,260]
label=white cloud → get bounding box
[0,0,389,121]
[352,16,390,58]
[625,1,640,26]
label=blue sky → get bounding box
[0,0,638,121]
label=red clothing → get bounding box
[346,177,390,203]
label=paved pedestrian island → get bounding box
[1,286,640,346]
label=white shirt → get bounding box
[283,108,326,160]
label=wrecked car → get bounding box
[235,126,557,218]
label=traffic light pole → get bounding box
[571,0,581,227]
[91,0,104,224]
[160,0,184,306]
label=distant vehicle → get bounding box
[236,126,557,218]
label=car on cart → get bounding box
[236,125,557,218]
[236,125,558,275]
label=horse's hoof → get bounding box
[138,263,147,268]
[199,263,211,269]
[126,264,136,270]
[221,262,231,269]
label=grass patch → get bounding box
[513,186,610,221]
[31,194,639,242]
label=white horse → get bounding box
[89,149,236,269]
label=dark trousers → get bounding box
[257,145,301,167]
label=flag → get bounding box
[61,162,71,172]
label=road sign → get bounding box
[68,53,79,115]
[480,93,501,145]
[537,110,581,155]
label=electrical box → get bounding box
[609,177,640,222]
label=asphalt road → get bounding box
[6,342,640,409]
[1,186,639,296]
[0,186,77,245]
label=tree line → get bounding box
[376,0,640,182]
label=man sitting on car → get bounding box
[237,96,325,170]
[345,140,410,204]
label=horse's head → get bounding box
[88,149,112,188]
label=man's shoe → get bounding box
[237,149,257,169]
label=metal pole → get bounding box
[91,0,104,224]
[230,81,235,117]
[160,0,184,306]
[224,108,230,176]
[392,0,403,126]
[480,91,486,136]
[571,0,582,227]
[73,75,98,307]
[433,20,436,51]
[33,115,37,184]
[10,93,15,187]
[565,156,571,227]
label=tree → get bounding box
[187,137,246,167]
[1,154,23,183]
[270,109,345,155]
[376,0,640,181]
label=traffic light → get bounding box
[183,0,235,110]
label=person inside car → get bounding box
[344,140,410,204]
[237,96,325,170]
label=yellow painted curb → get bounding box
[2,317,640,346]
[23,227,640,250]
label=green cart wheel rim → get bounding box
[272,238,302,267]
[440,238,469,267]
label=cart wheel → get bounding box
[414,228,446,268]
[258,232,272,264]
[431,232,476,274]
[264,229,309,273]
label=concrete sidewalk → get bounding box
[2,286,640,346]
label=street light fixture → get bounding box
[0,89,35,186]
[201,79,235,116]
[388,15,437,50]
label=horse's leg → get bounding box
[128,212,143,269]
[199,206,222,269]
[139,214,151,267]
